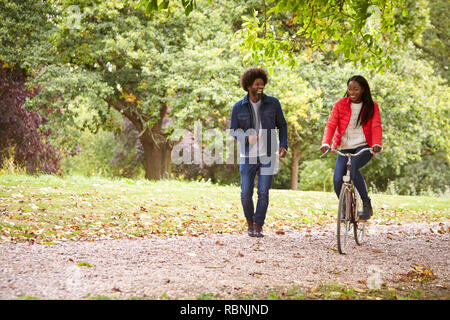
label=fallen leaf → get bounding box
[275,230,285,235]
[372,249,384,254]
[255,260,266,263]
[77,262,92,268]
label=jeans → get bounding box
[240,157,274,226]
[333,145,372,201]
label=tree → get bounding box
[138,0,430,71]
[0,64,60,173]
[0,0,60,173]
[28,0,247,180]
[414,0,449,82]
[264,63,323,189]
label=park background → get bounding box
[1,0,448,196]
[0,0,449,300]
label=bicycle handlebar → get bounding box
[320,146,374,158]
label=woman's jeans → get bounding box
[240,157,274,226]
[333,145,372,201]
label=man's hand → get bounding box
[248,135,259,145]
[279,147,287,158]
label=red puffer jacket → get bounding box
[321,97,382,149]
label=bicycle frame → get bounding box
[321,146,374,253]
[333,147,373,221]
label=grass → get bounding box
[0,173,448,243]
[19,281,448,300]
[233,282,449,300]
[48,281,448,300]
[3,174,447,301]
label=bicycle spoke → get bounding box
[355,221,365,245]
[337,187,351,254]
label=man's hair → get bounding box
[240,68,268,92]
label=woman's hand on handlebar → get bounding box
[320,145,330,153]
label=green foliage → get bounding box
[61,117,145,179]
[416,0,449,82]
[235,0,430,71]
[136,0,199,16]
[163,1,246,133]
[0,0,56,70]
[60,129,118,177]
[1,0,447,195]
[269,62,324,150]
[384,155,449,196]
[299,159,334,192]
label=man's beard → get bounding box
[251,88,263,100]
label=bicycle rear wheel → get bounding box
[353,188,366,245]
[337,187,351,254]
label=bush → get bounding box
[60,129,118,177]
[298,159,334,192]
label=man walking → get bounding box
[230,68,288,237]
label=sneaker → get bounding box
[359,199,373,221]
[254,224,264,237]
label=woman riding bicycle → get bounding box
[320,75,382,221]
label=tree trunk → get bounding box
[290,149,301,190]
[139,130,172,180]
[107,96,172,180]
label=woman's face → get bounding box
[347,80,364,103]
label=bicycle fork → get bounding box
[344,160,357,223]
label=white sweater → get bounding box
[340,102,367,150]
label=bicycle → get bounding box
[321,146,374,254]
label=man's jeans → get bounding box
[333,145,372,201]
[240,157,274,226]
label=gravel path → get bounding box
[0,221,448,299]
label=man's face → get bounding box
[248,78,265,101]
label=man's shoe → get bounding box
[247,219,255,237]
[254,224,264,237]
[359,199,373,221]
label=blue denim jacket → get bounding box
[230,93,288,157]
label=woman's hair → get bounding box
[345,75,375,126]
[240,68,268,92]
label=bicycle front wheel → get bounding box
[337,187,351,254]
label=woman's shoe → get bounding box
[359,199,373,221]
